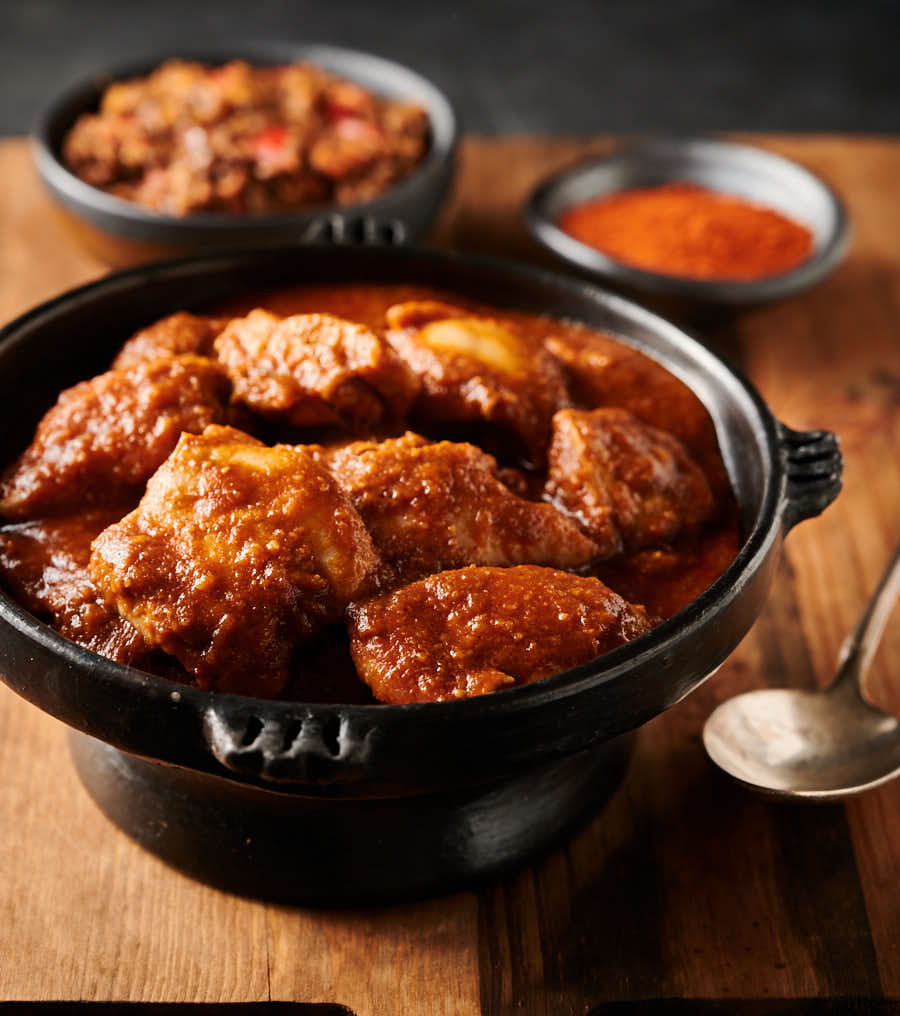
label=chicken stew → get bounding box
[0,284,741,704]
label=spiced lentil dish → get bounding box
[0,284,741,704]
[62,60,430,215]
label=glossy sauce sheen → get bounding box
[0,283,742,702]
[216,282,743,622]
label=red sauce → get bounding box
[220,282,743,624]
[0,283,743,702]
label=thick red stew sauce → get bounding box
[0,284,740,705]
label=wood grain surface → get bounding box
[1,135,899,1015]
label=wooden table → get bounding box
[1,135,899,1014]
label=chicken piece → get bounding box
[112,312,229,369]
[313,432,599,582]
[545,326,727,495]
[0,356,235,521]
[544,408,715,556]
[89,425,383,697]
[349,565,653,704]
[214,309,419,430]
[384,301,570,464]
[0,510,149,665]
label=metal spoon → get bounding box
[703,542,900,800]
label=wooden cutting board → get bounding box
[1,135,899,1015]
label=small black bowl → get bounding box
[526,137,849,312]
[0,241,841,904]
[32,43,458,266]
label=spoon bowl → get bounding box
[704,684,900,800]
[703,541,900,800]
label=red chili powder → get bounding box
[558,182,814,281]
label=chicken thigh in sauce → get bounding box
[0,510,148,665]
[544,408,714,555]
[349,565,653,704]
[89,425,384,697]
[313,431,599,582]
[544,326,728,496]
[214,309,419,430]
[385,301,570,464]
[0,356,235,520]
[112,312,229,369]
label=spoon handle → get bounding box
[833,540,900,695]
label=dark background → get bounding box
[2,0,900,136]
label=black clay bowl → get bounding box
[527,137,849,312]
[32,44,458,266]
[0,243,841,904]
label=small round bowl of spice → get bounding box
[526,137,848,310]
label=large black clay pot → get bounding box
[0,242,841,903]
